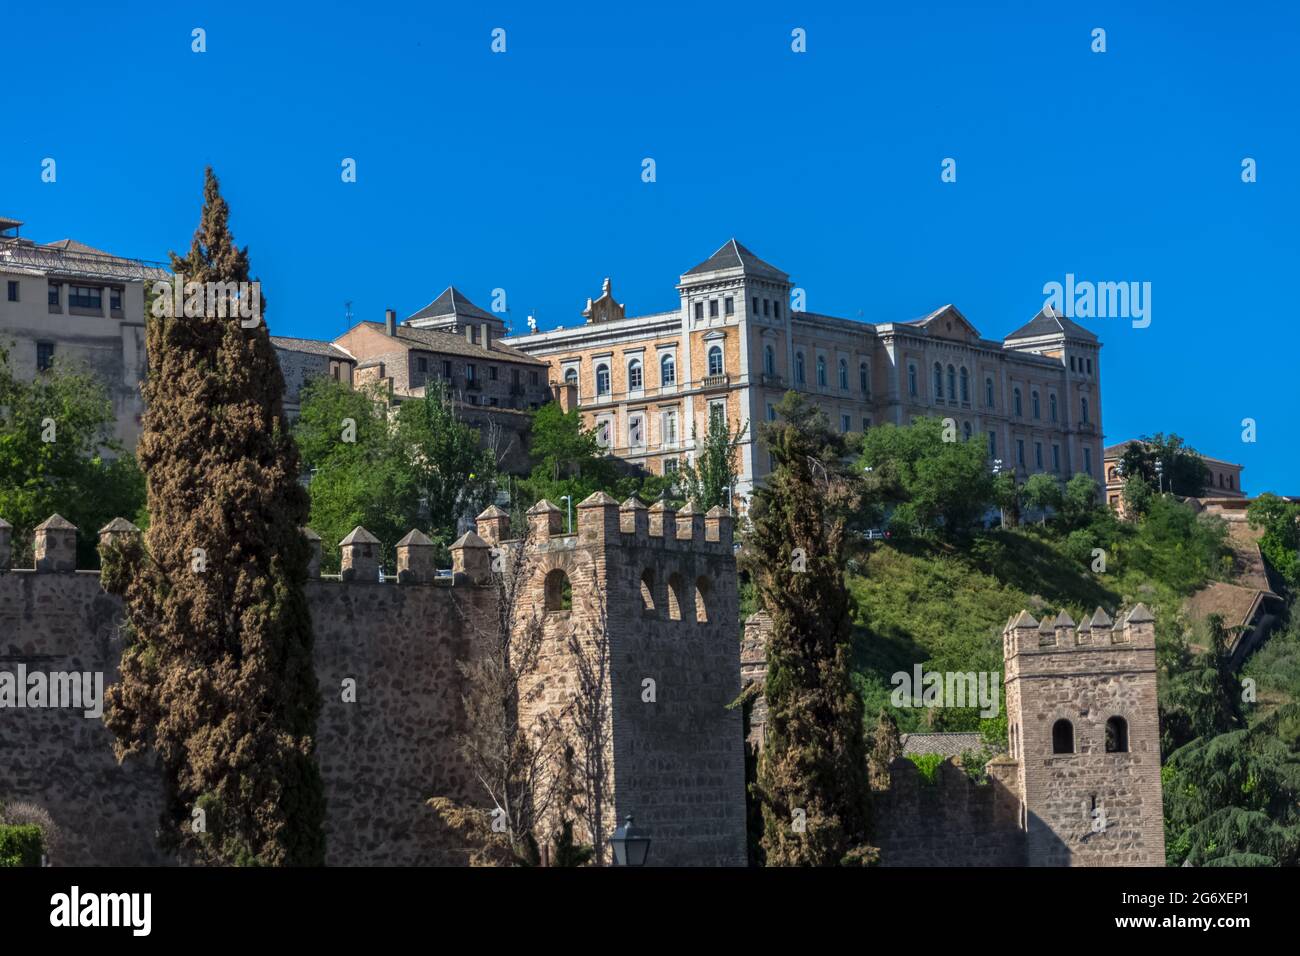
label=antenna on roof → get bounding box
[344,300,354,324]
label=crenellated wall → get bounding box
[0,500,747,867]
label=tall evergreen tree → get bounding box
[748,392,875,865]
[102,169,326,865]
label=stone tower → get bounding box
[1002,605,1165,866]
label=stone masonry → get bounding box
[741,605,1165,866]
[0,502,746,867]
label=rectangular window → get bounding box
[841,414,852,433]
[1070,356,1076,371]
[763,299,771,317]
[110,287,123,312]
[1087,358,1092,374]
[988,431,997,457]
[694,301,704,320]
[1084,447,1093,474]
[490,366,498,381]
[529,370,539,386]
[752,297,759,314]
[1053,444,1061,472]
[709,299,719,318]
[468,394,479,405]
[863,417,871,431]
[1035,442,1043,470]
[724,296,734,315]
[69,286,102,309]
[774,301,781,319]
[470,326,480,344]
[443,360,452,377]
[629,414,644,447]
[709,399,726,427]
[664,458,679,476]
[489,397,499,406]
[417,357,428,373]
[662,410,678,445]
[48,284,60,307]
[37,341,55,370]
[6,280,17,302]
[466,363,476,382]
[767,403,777,422]
[1017,439,1025,467]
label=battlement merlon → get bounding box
[1003,604,1156,663]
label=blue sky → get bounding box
[3,1,1296,491]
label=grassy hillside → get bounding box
[847,496,1230,742]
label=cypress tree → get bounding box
[102,168,325,865]
[748,392,875,865]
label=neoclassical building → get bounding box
[502,240,1105,505]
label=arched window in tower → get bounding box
[838,358,848,390]
[1106,716,1129,753]
[933,362,944,399]
[1049,393,1058,423]
[764,344,775,376]
[695,577,710,623]
[640,570,656,615]
[1081,396,1090,424]
[859,362,869,394]
[1052,718,1074,754]
[1013,387,1023,417]
[660,352,676,387]
[947,365,956,401]
[628,358,643,391]
[596,363,610,396]
[985,376,995,408]
[1032,390,1041,419]
[707,345,724,377]
[544,568,572,612]
[960,367,969,403]
[795,352,806,385]
[666,572,685,621]
[816,355,827,387]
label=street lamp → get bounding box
[991,458,1005,528]
[608,814,651,866]
[560,495,572,534]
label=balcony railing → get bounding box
[702,373,730,389]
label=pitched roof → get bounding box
[353,322,546,365]
[407,286,500,324]
[900,733,986,757]
[270,336,355,360]
[1004,306,1098,342]
[683,239,787,280]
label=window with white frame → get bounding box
[707,344,724,377]
[628,358,643,391]
[629,413,645,448]
[661,409,678,446]
[596,363,610,396]
[660,352,676,387]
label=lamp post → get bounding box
[608,814,651,866]
[560,495,572,533]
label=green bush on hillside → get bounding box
[0,825,43,867]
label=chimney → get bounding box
[385,308,397,336]
[465,325,474,344]
[482,323,491,350]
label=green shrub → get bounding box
[906,752,945,785]
[0,825,44,867]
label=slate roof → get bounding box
[899,732,987,757]
[407,286,500,324]
[1004,306,1098,342]
[683,239,788,280]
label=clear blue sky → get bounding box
[3,1,1296,492]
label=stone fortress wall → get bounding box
[0,498,747,867]
[741,605,1165,866]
